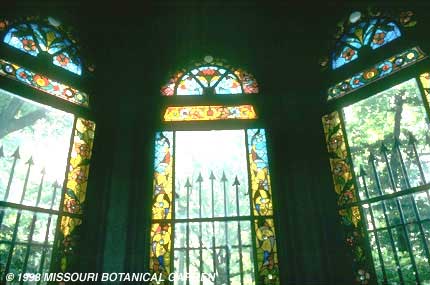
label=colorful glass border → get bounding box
[163,105,257,122]
[327,47,427,101]
[0,58,89,107]
[63,118,96,215]
[255,218,280,284]
[322,111,373,283]
[247,129,274,216]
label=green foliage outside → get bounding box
[343,78,430,284]
[0,89,73,282]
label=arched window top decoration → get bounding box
[161,56,259,96]
[319,8,417,71]
[1,16,83,75]
[332,16,402,69]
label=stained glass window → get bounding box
[2,18,82,75]
[328,47,426,101]
[161,58,258,96]
[151,58,279,284]
[323,8,430,285]
[332,16,402,70]
[164,105,257,122]
[0,16,95,283]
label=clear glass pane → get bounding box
[0,88,74,208]
[175,130,249,219]
[343,78,430,198]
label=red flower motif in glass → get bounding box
[372,32,386,45]
[33,74,50,87]
[55,54,70,66]
[342,48,356,60]
[22,39,37,51]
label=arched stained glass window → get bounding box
[321,8,430,284]
[161,58,258,96]
[3,17,82,75]
[151,57,280,285]
[0,16,95,282]
[331,12,403,70]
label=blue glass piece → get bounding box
[247,129,269,170]
[332,46,359,69]
[378,61,393,76]
[370,22,401,50]
[31,24,70,54]
[215,73,242,94]
[3,25,39,57]
[177,74,203,95]
[350,75,365,89]
[154,131,173,173]
[363,19,378,45]
[343,35,362,49]
[332,18,403,70]
[52,50,82,75]
[15,67,34,85]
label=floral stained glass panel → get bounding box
[52,50,82,76]
[152,132,174,221]
[163,105,257,122]
[322,111,371,282]
[3,22,82,75]
[255,218,279,285]
[419,72,430,107]
[332,18,402,70]
[3,24,39,57]
[57,216,82,272]
[63,118,96,215]
[160,63,258,96]
[247,129,273,216]
[149,222,172,282]
[0,58,89,107]
[328,47,426,101]
[370,22,402,50]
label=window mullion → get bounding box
[222,172,231,283]
[381,143,421,283]
[358,168,388,283]
[50,116,77,273]
[198,176,203,285]
[171,130,177,281]
[244,128,260,284]
[234,176,245,285]
[3,210,22,283]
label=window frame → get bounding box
[148,60,282,285]
[0,16,95,280]
[322,10,430,284]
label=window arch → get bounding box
[3,17,82,75]
[322,8,430,284]
[151,57,280,284]
[0,16,95,282]
[161,57,258,96]
[331,14,402,70]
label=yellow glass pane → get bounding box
[163,105,257,121]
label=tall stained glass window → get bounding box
[151,57,280,284]
[321,8,430,284]
[0,16,95,283]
